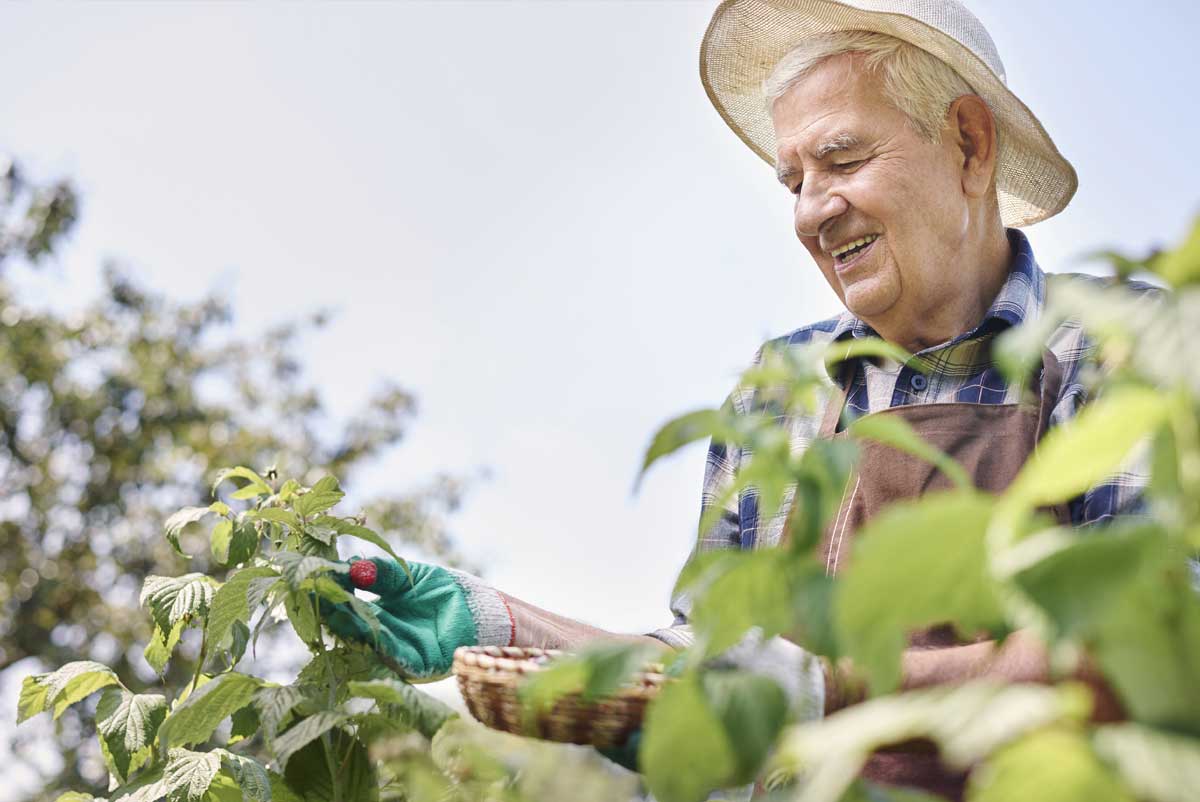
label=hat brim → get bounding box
[700,0,1078,227]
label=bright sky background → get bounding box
[1,0,1197,795]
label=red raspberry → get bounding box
[349,560,377,589]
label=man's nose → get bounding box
[792,177,848,240]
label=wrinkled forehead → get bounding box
[769,55,900,164]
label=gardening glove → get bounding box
[322,557,515,681]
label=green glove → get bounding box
[322,557,515,680]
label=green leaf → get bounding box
[701,671,788,784]
[848,414,971,490]
[271,710,349,767]
[1152,216,1200,288]
[346,679,457,739]
[783,560,838,658]
[96,688,167,781]
[824,337,916,374]
[164,506,214,557]
[212,467,273,501]
[294,476,344,518]
[1092,723,1200,802]
[144,620,185,675]
[639,409,727,484]
[140,574,218,632]
[282,729,377,802]
[1005,387,1171,508]
[205,566,278,651]
[228,704,259,746]
[54,795,104,802]
[685,550,798,658]
[253,685,310,742]
[164,748,221,802]
[211,520,258,567]
[968,728,1134,802]
[769,682,1091,802]
[284,590,321,645]
[158,672,262,750]
[310,576,380,641]
[324,517,408,570]
[833,491,1003,693]
[271,552,347,588]
[641,671,738,802]
[214,749,272,802]
[18,660,123,722]
[251,507,301,530]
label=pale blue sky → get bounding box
[1,1,1197,792]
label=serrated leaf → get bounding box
[833,491,1003,693]
[271,710,349,767]
[212,467,272,501]
[295,477,344,518]
[271,552,346,588]
[346,679,456,740]
[140,574,218,632]
[214,749,272,802]
[324,518,408,569]
[158,672,261,750]
[206,567,279,651]
[253,685,309,742]
[164,748,220,802]
[211,520,258,567]
[18,661,123,722]
[284,590,321,645]
[228,703,260,746]
[145,620,185,675]
[96,688,167,781]
[252,508,300,530]
[282,729,377,802]
[164,506,214,557]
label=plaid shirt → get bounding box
[650,228,1158,648]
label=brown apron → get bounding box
[810,349,1069,800]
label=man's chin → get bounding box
[841,283,899,322]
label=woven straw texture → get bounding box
[453,646,665,748]
[700,0,1077,227]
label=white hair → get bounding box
[764,30,987,147]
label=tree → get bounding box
[0,157,470,801]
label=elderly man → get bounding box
[321,1,1143,798]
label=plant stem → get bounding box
[189,629,208,696]
[312,592,343,802]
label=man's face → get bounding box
[771,53,972,326]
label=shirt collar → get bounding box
[829,227,1045,350]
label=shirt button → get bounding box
[910,373,928,391]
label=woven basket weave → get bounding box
[452,645,666,748]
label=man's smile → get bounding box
[833,234,881,272]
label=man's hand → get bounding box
[321,557,515,680]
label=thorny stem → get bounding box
[189,628,208,697]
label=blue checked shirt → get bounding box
[649,228,1160,649]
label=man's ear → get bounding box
[947,94,999,200]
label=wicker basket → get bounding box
[452,645,666,748]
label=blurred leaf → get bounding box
[824,338,916,374]
[701,671,788,784]
[834,491,1002,693]
[1092,722,1200,802]
[848,414,971,490]
[253,685,310,742]
[283,728,378,802]
[1151,216,1200,288]
[164,506,214,557]
[687,550,797,659]
[158,671,262,750]
[641,671,738,802]
[639,408,728,484]
[347,678,457,739]
[252,507,301,529]
[1005,387,1171,508]
[968,728,1134,802]
[769,682,1090,802]
[212,467,272,501]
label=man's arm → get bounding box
[500,590,671,653]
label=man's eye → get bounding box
[835,159,866,170]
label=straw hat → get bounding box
[700,0,1077,227]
